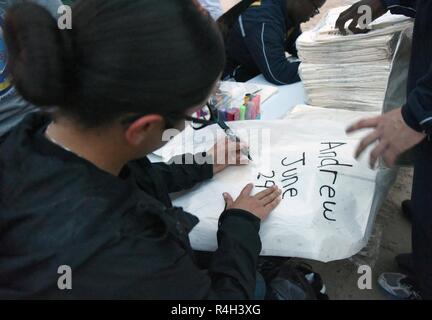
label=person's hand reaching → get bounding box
[346,108,426,168]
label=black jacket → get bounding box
[224,0,301,84]
[382,0,432,298]
[0,113,261,299]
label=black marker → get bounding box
[217,119,252,161]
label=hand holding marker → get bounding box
[216,117,253,161]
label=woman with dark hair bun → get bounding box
[0,0,281,299]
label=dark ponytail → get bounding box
[4,0,225,127]
[4,2,74,106]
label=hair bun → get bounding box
[3,2,74,107]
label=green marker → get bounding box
[239,104,246,121]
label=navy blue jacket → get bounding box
[224,0,301,85]
[382,0,432,135]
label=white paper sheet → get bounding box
[163,106,385,262]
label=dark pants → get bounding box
[411,140,432,299]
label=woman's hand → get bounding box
[346,108,426,168]
[223,184,282,221]
[209,138,249,175]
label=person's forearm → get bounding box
[246,22,301,85]
[153,153,214,193]
[401,63,432,135]
[262,61,301,85]
[207,209,261,299]
[403,89,432,136]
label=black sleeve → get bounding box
[285,26,302,58]
[244,22,301,85]
[381,0,417,17]
[152,153,214,193]
[206,209,262,299]
[402,62,432,135]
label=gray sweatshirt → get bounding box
[0,0,62,137]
